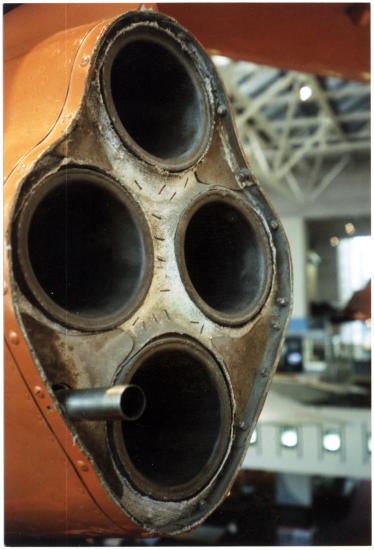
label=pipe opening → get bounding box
[113,340,231,500]
[17,171,151,329]
[104,30,211,169]
[121,385,146,421]
[182,198,271,324]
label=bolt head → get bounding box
[217,104,227,116]
[77,460,89,472]
[270,220,279,230]
[34,386,45,398]
[80,55,90,67]
[9,331,19,345]
[238,168,251,182]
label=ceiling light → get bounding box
[299,85,312,101]
[330,236,339,247]
[212,55,231,67]
[322,431,341,452]
[281,427,298,448]
[345,222,356,235]
[287,351,303,365]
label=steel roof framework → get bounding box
[214,58,370,204]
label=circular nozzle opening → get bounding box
[111,338,232,501]
[16,170,152,330]
[102,28,212,171]
[121,384,146,421]
[179,193,272,325]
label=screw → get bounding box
[270,220,279,230]
[9,331,19,345]
[80,55,90,67]
[237,168,251,183]
[34,386,45,398]
[217,103,227,117]
[277,297,288,307]
[77,460,89,472]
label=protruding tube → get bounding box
[58,384,146,422]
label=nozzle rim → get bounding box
[100,24,213,172]
[15,168,153,331]
[176,189,274,326]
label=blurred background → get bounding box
[5,2,371,547]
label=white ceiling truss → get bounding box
[213,58,370,204]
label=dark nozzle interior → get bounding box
[108,33,210,165]
[121,348,223,492]
[25,175,146,321]
[184,200,268,318]
[121,385,146,421]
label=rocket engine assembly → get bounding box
[4,4,292,539]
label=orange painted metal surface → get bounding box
[4,4,143,179]
[5,23,91,178]
[4,3,155,538]
[160,3,370,82]
[5,344,123,537]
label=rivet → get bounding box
[277,297,288,307]
[34,385,45,398]
[272,321,281,330]
[237,168,251,182]
[270,220,279,230]
[77,460,89,472]
[4,281,8,295]
[9,331,19,345]
[217,103,227,117]
[239,421,247,431]
[80,55,90,67]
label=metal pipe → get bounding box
[58,384,146,421]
